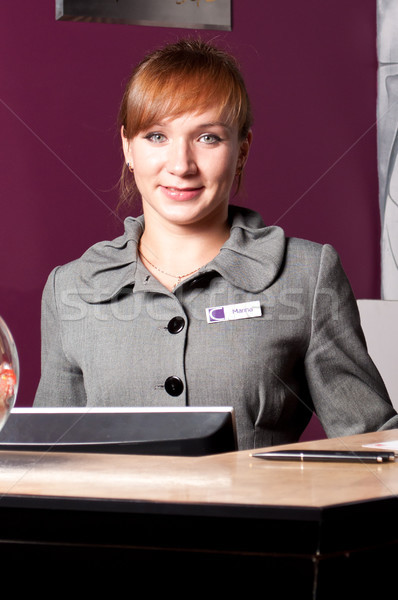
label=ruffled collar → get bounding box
[74,205,286,303]
[209,206,285,293]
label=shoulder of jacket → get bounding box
[285,237,338,260]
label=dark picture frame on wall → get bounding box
[55,0,232,31]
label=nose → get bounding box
[166,138,197,177]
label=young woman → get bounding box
[34,39,398,449]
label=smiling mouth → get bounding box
[166,186,202,192]
[161,185,204,200]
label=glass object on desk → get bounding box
[0,316,19,430]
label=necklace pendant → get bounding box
[138,245,202,290]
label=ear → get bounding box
[121,126,133,169]
[238,130,252,170]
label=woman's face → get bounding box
[122,107,251,229]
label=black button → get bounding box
[167,316,185,334]
[164,376,184,396]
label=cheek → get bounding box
[132,151,160,180]
[212,158,237,188]
[202,149,233,178]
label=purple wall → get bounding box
[1,2,380,439]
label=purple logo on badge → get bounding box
[208,307,225,322]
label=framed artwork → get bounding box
[377,0,398,298]
[55,0,232,31]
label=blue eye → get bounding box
[199,134,221,144]
[144,132,166,143]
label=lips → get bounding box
[161,185,204,201]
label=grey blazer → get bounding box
[34,206,398,449]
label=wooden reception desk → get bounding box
[0,430,397,596]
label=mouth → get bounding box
[161,186,204,200]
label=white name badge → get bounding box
[206,301,262,323]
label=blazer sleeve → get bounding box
[34,268,87,407]
[304,244,398,437]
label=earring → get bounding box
[127,162,134,173]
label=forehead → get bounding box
[137,92,236,130]
[144,108,236,131]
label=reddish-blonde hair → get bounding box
[118,39,253,210]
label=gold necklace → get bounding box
[139,248,202,287]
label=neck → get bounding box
[138,207,231,289]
